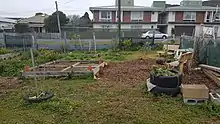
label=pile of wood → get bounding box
[200,64,220,87]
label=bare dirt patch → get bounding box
[183,70,219,89]
[99,59,218,89]
[99,59,156,87]
[0,77,21,97]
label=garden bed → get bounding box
[21,60,106,79]
[99,59,218,89]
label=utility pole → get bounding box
[55,1,62,39]
[118,0,122,48]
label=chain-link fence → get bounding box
[180,35,220,67]
[4,34,34,52]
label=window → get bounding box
[206,11,212,22]
[100,11,111,22]
[183,12,196,21]
[214,12,220,21]
[131,12,143,22]
[116,11,123,21]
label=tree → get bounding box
[14,23,30,33]
[68,15,80,25]
[78,12,92,27]
[44,11,69,33]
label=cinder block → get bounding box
[210,93,220,105]
[183,98,208,105]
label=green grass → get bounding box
[1,79,220,124]
[1,50,220,124]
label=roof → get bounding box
[89,5,164,11]
[0,17,17,23]
[19,15,49,24]
[166,6,217,11]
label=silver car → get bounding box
[141,31,168,39]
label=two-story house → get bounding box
[165,0,218,36]
[89,0,163,30]
[90,0,220,37]
[0,17,17,32]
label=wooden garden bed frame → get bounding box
[21,60,106,79]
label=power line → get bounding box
[63,0,76,4]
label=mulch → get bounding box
[183,70,219,90]
[99,59,156,87]
[99,59,219,89]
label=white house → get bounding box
[0,17,17,32]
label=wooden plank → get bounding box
[93,66,100,76]
[58,60,98,63]
[39,65,68,68]
[75,66,97,68]
[203,69,220,87]
[61,62,80,72]
[92,62,105,79]
[30,60,56,70]
[163,45,180,51]
[200,64,220,73]
[210,70,220,77]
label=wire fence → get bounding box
[180,35,220,67]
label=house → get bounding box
[89,0,220,37]
[89,0,163,30]
[0,17,17,32]
[18,13,48,33]
[164,0,219,36]
[203,0,220,7]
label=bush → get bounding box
[0,48,8,55]
[122,39,132,50]
[170,40,175,44]
[152,66,177,77]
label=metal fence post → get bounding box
[64,31,67,52]
[93,32,96,51]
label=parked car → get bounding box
[141,31,168,39]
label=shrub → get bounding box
[122,39,132,50]
[152,66,177,77]
[0,48,8,55]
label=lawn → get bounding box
[1,50,220,124]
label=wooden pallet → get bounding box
[21,60,106,79]
[202,69,220,87]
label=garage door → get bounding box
[175,26,195,36]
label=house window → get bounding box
[100,11,112,22]
[116,11,123,21]
[206,11,212,22]
[183,12,196,21]
[214,12,220,21]
[131,12,143,22]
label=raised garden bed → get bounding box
[21,60,106,79]
[147,67,182,97]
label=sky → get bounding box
[0,0,185,18]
